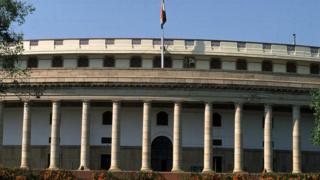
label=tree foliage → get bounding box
[0,0,35,96]
[311,90,320,145]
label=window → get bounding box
[153,56,172,68]
[157,111,168,126]
[103,56,115,67]
[153,39,161,46]
[262,60,273,72]
[287,45,295,53]
[212,113,222,127]
[102,111,112,125]
[54,40,63,46]
[101,137,112,144]
[263,44,271,50]
[52,56,63,68]
[211,41,220,47]
[213,139,222,146]
[185,40,194,46]
[183,57,196,68]
[77,56,89,67]
[236,59,247,70]
[310,63,320,75]
[27,56,38,68]
[210,58,221,69]
[132,39,141,45]
[80,39,89,45]
[30,40,38,46]
[237,42,246,49]
[164,40,174,46]
[286,61,297,73]
[130,56,142,67]
[105,39,115,45]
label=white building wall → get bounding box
[2,106,320,152]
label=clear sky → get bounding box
[20,0,320,46]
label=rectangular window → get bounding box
[77,56,89,67]
[263,43,271,50]
[54,40,63,46]
[185,40,194,46]
[153,39,161,45]
[287,45,295,53]
[211,41,220,47]
[30,40,39,46]
[105,39,115,45]
[237,42,246,48]
[164,40,174,46]
[79,39,89,45]
[52,56,63,67]
[27,57,38,68]
[101,137,112,144]
[213,139,222,146]
[132,39,142,45]
[311,47,318,55]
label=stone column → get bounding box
[0,101,4,146]
[292,105,301,173]
[203,102,213,173]
[141,101,151,171]
[0,101,4,164]
[49,101,61,170]
[233,103,243,173]
[109,101,121,171]
[79,100,90,170]
[20,101,31,169]
[172,102,183,172]
[264,104,273,173]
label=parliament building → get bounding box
[0,38,320,173]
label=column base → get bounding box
[233,169,244,173]
[263,169,273,173]
[20,165,30,170]
[140,168,152,172]
[292,170,302,174]
[171,168,183,173]
[48,167,59,171]
[78,166,90,171]
[202,169,214,173]
[109,167,121,172]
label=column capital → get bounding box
[204,101,212,106]
[234,102,243,107]
[82,99,91,103]
[143,100,152,104]
[52,99,61,103]
[293,105,300,109]
[112,100,121,104]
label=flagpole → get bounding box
[161,26,164,69]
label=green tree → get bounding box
[0,0,36,96]
[311,90,320,145]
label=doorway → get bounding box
[151,136,173,171]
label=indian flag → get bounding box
[160,0,167,29]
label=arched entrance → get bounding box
[151,136,173,171]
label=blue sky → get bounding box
[20,0,320,46]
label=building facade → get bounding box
[0,38,320,173]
